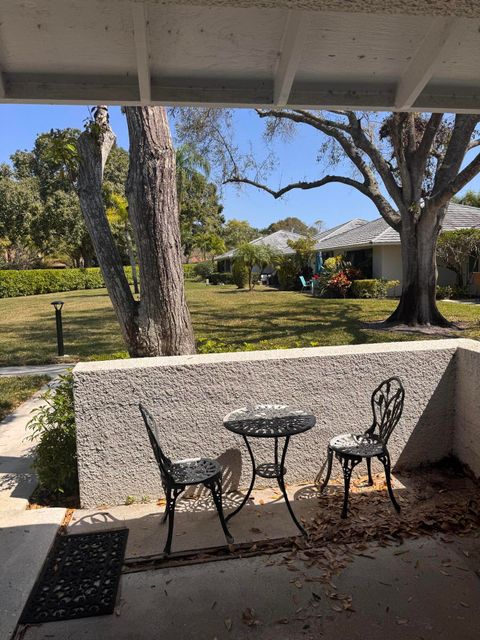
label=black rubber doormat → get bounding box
[20,529,129,624]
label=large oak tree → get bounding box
[176,109,480,327]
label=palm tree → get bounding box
[175,143,210,205]
[106,191,139,294]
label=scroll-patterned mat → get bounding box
[21,529,128,624]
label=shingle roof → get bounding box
[313,218,368,243]
[316,203,480,251]
[215,230,305,260]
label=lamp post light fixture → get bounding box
[51,300,65,357]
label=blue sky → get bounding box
[1,105,479,231]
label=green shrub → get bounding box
[193,261,215,281]
[209,272,234,285]
[277,256,299,290]
[0,266,135,298]
[182,263,198,280]
[436,285,454,300]
[350,279,400,299]
[232,260,248,288]
[27,373,78,499]
[451,285,470,299]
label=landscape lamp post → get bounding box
[51,301,65,357]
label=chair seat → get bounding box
[329,433,385,458]
[170,457,221,485]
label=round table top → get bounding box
[223,404,315,438]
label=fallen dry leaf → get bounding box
[242,608,260,627]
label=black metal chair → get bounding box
[320,377,405,518]
[139,403,234,554]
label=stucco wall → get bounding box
[455,342,480,476]
[73,339,466,508]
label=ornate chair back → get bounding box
[139,403,173,484]
[367,377,405,443]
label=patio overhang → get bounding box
[1,0,480,112]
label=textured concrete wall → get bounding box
[455,342,480,476]
[73,340,463,508]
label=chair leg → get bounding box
[340,456,361,519]
[320,447,334,493]
[366,457,374,486]
[164,488,181,555]
[378,451,400,513]
[161,486,172,524]
[207,477,234,545]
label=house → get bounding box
[315,203,480,293]
[216,230,305,273]
[216,221,367,274]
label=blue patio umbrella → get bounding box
[315,251,323,275]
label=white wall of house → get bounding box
[332,244,458,296]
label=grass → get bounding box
[0,282,479,366]
[0,375,50,421]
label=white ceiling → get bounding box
[0,0,479,111]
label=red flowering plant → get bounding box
[328,271,352,298]
[312,256,361,298]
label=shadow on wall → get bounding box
[395,359,456,470]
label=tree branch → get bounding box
[467,139,480,151]
[412,113,444,199]
[225,173,400,229]
[433,114,480,196]
[432,150,480,208]
[345,112,404,211]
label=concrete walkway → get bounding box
[0,384,66,640]
[0,364,71,377]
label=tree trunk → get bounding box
[124,228,140,294]
[125,106,195,356]
[76,108,142,355]
[387,205,451,326]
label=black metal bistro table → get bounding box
[223,404,315,536]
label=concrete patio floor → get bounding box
[18,534,480,640]
[14,464,480,640]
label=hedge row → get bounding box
[0,267,134,298]
[350,279,400,299]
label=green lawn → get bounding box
[0,375,50,421]
[0,282,479,366]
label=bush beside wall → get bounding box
[350,279,400,299]
[0,267,134,298]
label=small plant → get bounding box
[141,495,150,504]
[27,372,78,500]
[193,261,215,281]
[125,495,135,505]
[231,260,248,288]
[436,285,454,300]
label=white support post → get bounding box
[273,10,308,107]
[132,2,151,104]
[394,17,461,110]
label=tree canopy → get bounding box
[263,216,319,236]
